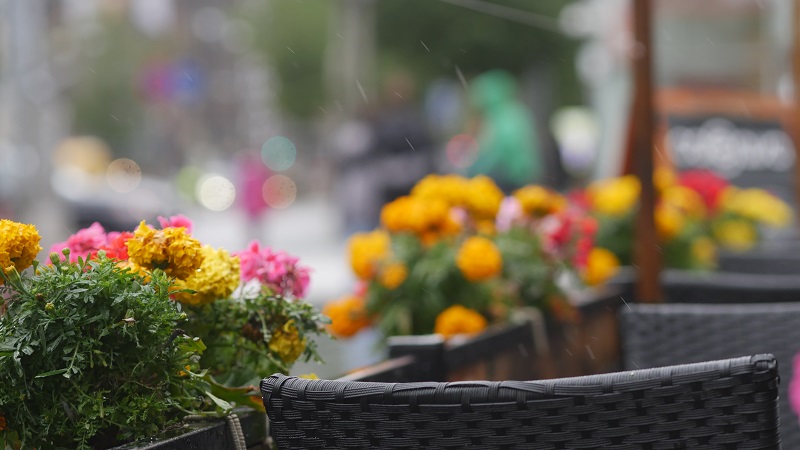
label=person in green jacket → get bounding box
[466,70,542,192]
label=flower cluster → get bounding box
[0,216,328,448]
[329,174,615,340]
[236,241,311,298]
[583,168,794,269]
[0,219,42,283]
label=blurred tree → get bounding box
[243,0,331,118]
[375,0,581,104]
[245,0,581,118]
[68,16,152,153]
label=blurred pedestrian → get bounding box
[466,69,542,193]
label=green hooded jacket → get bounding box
[466,70,542,189]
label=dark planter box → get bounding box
[112,410,268,450]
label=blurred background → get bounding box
[1,0,797,376]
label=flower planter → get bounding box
[111,411,268,450]
[536,285,624,379]
[364,285,625,384]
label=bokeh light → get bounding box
[261,136,297,171]
[106,158,142,193]
[262,174,297,209]
[445,134,479,169]
[197,174,236,211]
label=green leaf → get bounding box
[34,368,68,378]
[205,391,233,412]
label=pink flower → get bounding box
[790,353,800,420]
[49,222,108,262]
[234,240,311,298]
[157,214,194,234]
[495,197,523,232]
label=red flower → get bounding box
[100,231,134,261]
[678,170,729,213]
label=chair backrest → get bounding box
[662,270,800,303]
[621,302,800,447]
[608,267,800,304]
[718,249,800,275]
[262,355,780,449]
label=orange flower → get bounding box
[348,231,391,280]
[379,262,407,289]
[434,305,487,338]
[583,247,620,286]
[323,295,371,338]
[456,236,502,282]
[513,185,566,217]
[655,204,684,241]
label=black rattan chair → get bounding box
[262,354,780,449]
[718,250,800,275]
[621,302,800,448]
[662,270,800,303]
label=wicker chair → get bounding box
[662,270,800,303]
[621,303,800,448]
[718,250,800,275]
[262,355,780,449]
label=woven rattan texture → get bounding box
[622,303,797,448]
[262,355,779,449]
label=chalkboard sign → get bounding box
[667,115,796,210]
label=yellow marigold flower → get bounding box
[381,196,450,236]
[691,237,717,267]
[299,373,319,380]
[655,204,685,242]
[713,219,757,251]
[379,261,408,289]
[588,175,640,217]
[456,236,502,282]
[662,185,706,219]
[411,174,468,207]
[0,220,42,279]
[514,185,566,217]
[583,247,620,286]
[653,166,677,193]
[465,176,504,221]
[323,295,371,338]
[434,305,487,338]
[724,188,792,227]
[348,230,391,280]
[126,221,204,280]
[268,320,306,364]
[173,246,241,306]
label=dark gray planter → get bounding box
[112,410,268,450]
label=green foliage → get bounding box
[495,226,561,309]
[0,256,207,450]
[593,212,636,265]
[241,0,331,117]
[243,0,580,117]
[376,0,579,98]
[366,233,500,337]
[182,292,329,389]
[69,17,151,153]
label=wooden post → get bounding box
[793,1,800,225]
[631,0,662,303]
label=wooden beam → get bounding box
[631,0,662,303]
[793,0,800,230]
